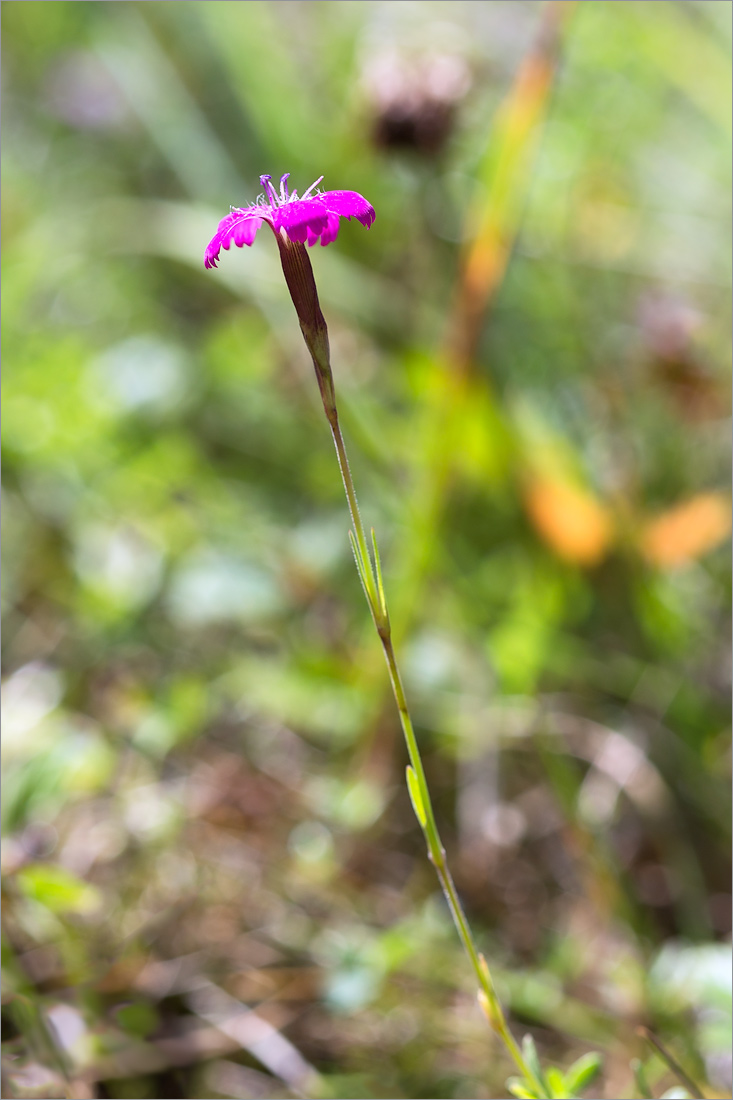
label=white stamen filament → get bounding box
[253,174,324,209]
[300,175,324,201]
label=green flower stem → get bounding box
[277,237,547,1097]
[327,412,539,1092]
[328,415,379,611]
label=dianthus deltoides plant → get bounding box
[205,175,600,1100]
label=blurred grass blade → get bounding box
[562,1051,603,1096]
[186,981,322,1097]
[632,1058,654,1100]
[625,0,732,131]
[449,0,578,371]
[637,1028,705,1100]
[97,9,242,199]
[508,1077,541,1100]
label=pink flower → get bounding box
[204,173,375,268]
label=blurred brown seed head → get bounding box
[638,293,726,420]
[363,50,471,156]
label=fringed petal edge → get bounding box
[204,208,264,268]
[323,190,376,229]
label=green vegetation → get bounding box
[2,3,731,1098]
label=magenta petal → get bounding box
[275,198,329,242]
[204,180,375,265]
[204,234,225,269]
[204,208,264,268]
[318,212,341,247]
[324,190,375,228]
[280,220,309,244]
[231,215,263,247]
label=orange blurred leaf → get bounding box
[641,492,731,568]
[524,476,613,566]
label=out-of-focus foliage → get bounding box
[2,2,730,1098]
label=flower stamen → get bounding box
[300,175,324,201]
[259,174,279,206]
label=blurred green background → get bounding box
[2,2,731,1098]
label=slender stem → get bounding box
[326,411,544,1096]
[329,417,377,607]
[637,1027,706,1100]
[275,234,545,1096]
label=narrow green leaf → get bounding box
[370,527,388,619]
[563,1052,603,1096]
[632,1058,654,1100]
[507,1077,540,1100]
[545,1066,570,1098]
[522,1034,551,1098]
[406,765,427,828]
[348,529,374,609]
[16,863,100,915]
